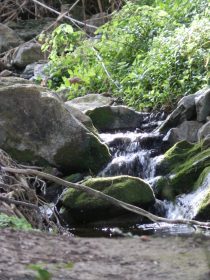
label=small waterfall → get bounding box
[98,126,210,224]
[99,131,165,179]
[166,173,210,220]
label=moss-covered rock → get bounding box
[0,78,111,174]
[60,175,155,224]
[155,141,210,199]
[194,167,210,220]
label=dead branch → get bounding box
[3,167,210,229]
[0,195,40,211]
[31,0,97,30]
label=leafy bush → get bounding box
[42,1,209,110]
[122,16,210,109]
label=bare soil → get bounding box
[0,228,210,280]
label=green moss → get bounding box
[54,135,111,174]
[61,175,155,223]
[156,141,210,199]
[192,167,210,220]
[65,173,83,183]
[6,147,48,166]
[196,191,210,220]
[0,214,32,230]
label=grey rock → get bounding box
[195,87,210,122]
[198,121,210,141]
[163,121,203,145]
[0,23,23,53]
[21,61,48,80]
[0,80,110,173]
[12,42,44,69]
[65,104,97,134]
[7,18,55,41]
[21,63,36,79]
[0,70,13,77]
[0,77,32,87]
[159,89,206,133]
[66,94,114,112]
[86,105,147,132]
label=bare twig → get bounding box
[31,0,97,29]
[3,167,210,229]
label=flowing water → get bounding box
[93,124,210,237]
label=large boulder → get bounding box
[155,141,210,199]
[60,175,155,224]
[86,105,149,132]
[66,94,114,112]
[0,24,23,53]
[12,42,44,69]
[0,78,110,173]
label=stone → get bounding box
[0,24,23,53]
[86,105,148,132]
[0,70,13,77]
[158,89,205,133]
[20,63,36,79]
[155,141,210,200]
[7,18,55,41]
[60,175,155,224]
[163,121,203,145]
[195,87,210,122]
[21,61,48,81]
[0,79,111,173]
[198,121,210,141]
[0,77,32,87]
[12,42,44,69]
[66,94,114,112]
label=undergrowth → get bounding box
[40,0,210,110]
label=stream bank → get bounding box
[0,228,209,280]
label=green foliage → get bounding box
[42,1,209,110]
[28,264,52,280]
[27,262,74,280]
[0,213,32,230]
[124,16,210,109]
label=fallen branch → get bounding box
[3,167,210,229]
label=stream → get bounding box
[93,128,210,237]
[77,114,210,237]
[61,114,210,237]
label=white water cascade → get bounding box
[98,129,210,224]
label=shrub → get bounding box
[42,1,209,110]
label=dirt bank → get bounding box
[0,229,210,280]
